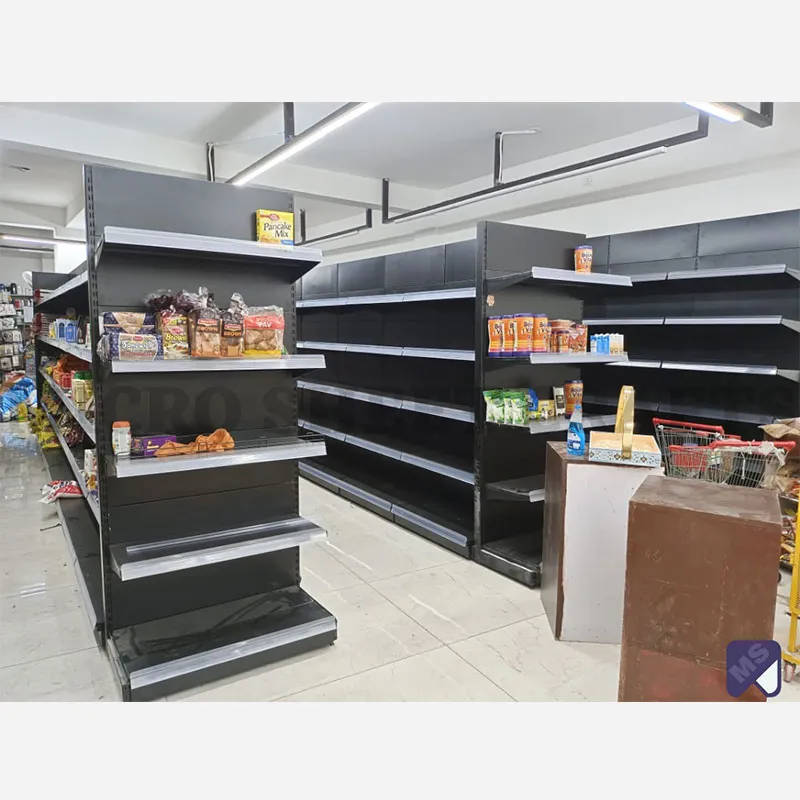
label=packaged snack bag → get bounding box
[243,305,285,357]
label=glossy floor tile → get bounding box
[2,421,798,702]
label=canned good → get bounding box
[552,328,571,353]
[487,316,503,357]
[532,315,549,353]
[569,324,588,352]
[564,380,584,415]
[574,245,593,273]
[501,315,517,356]
[515,314,534,354]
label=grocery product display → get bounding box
[95,288,287,363]
[0,287,33,383]
[487,314,591,357]
[28,163,335,702]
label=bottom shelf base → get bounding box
[477,535,542,588]
[109,586,337,701]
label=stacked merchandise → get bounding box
[40,354,95,423]
[487,313,621,358]
[0,288,26,378]
[41,385,86,447]
[29,407,59,449]
[42,308,91,348]
[0,375,36,422]
[484,381,585,426]
[96,287,285,363]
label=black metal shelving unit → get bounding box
[583,209,800,435]
[296,223,626,585]
[33,164,338,701]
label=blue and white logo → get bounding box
[726,640,782,698]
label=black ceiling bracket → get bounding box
[283,103,295,142]
[205,142,216,182]
[382,111,712,224]
[728,102,774,128]
[297,208,373,246]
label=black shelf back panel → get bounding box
[587,208,800,426]
[84,164,304,629]
[476,222,587,551]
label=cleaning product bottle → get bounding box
[566,403,586,457]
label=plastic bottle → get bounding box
[566,404,586,457]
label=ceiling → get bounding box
[0,144,83,206]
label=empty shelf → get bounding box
[109,585,337,701]
[667,264,800,282]
[109,354,326,373]
[663,316,800,331]
[661,360,800,381]
[35,268,88,310]
[607,359,662,369]
[110,517,326,580]
[113,438,326,478]
[486,476,546,503]
[479,535,542,587]
[297,341,475,361]
[298,419,474,485]
[583,318,664,326]
[38,335,92,362]
[657,403,774,426]
[297,286,476,308]
[297,380,474,422]
[40,368,95,441]
[629,272,668,283]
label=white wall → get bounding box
[323,163,800,265]
[0,249,54,291]
[54,241,86,274]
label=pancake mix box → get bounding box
[256,209,294,246]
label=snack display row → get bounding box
[39,309,91,347]
[483,380,584,426]
[112,422,236,460]
[41,355,95,420]
[488,315,589,357]
[98,287,286,362]
[41,386,87,448]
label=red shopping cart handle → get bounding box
[705,439,796,452]
[652,417,727,434]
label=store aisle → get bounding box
[1,420,798,702]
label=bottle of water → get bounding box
[566,403,586,457]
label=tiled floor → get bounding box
[1,421,798,702]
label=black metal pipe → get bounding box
[205,143,216,182]
[298,209,373,246]
[383,112,711,224]
[283,103,295,141]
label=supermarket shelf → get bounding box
[113,437,327,478]
[42,448,103,633]
[657,402,773,426]
[478,535,542,588]
[297,341,475,362]
[297,379,474,422]
[110,517,326,581]
[40,368,95,442]
[583,318,664,326]
[297,286,476,308]
[109,586,337,702]
[667,264,800,282]
[583,394,660,412]
[37,336,92,362]
[35,268,88,310]
[42,407,100,524]
[629,272,668,283]
[661,361,800,381]
[486,476,546,503]
[489,414,617,435]
[109,354,326,373]
[489,352,629,365]
[663,316,800,331]
[298,418,474,485]
[607,359,662,369]
[96,226,322,276]
[299,461,471,554]
[488,266,632,291]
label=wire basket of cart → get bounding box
[666,439,795,488]
[652,417,740,477]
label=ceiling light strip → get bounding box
[684,102,744,122]
[227,102,381,187]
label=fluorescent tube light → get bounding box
[402,147,668,222]
[685,102,744,122]
[0,234,85,247]
[229,102,381,187]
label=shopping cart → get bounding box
[666,439,795,488]
[652,417,736,477]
